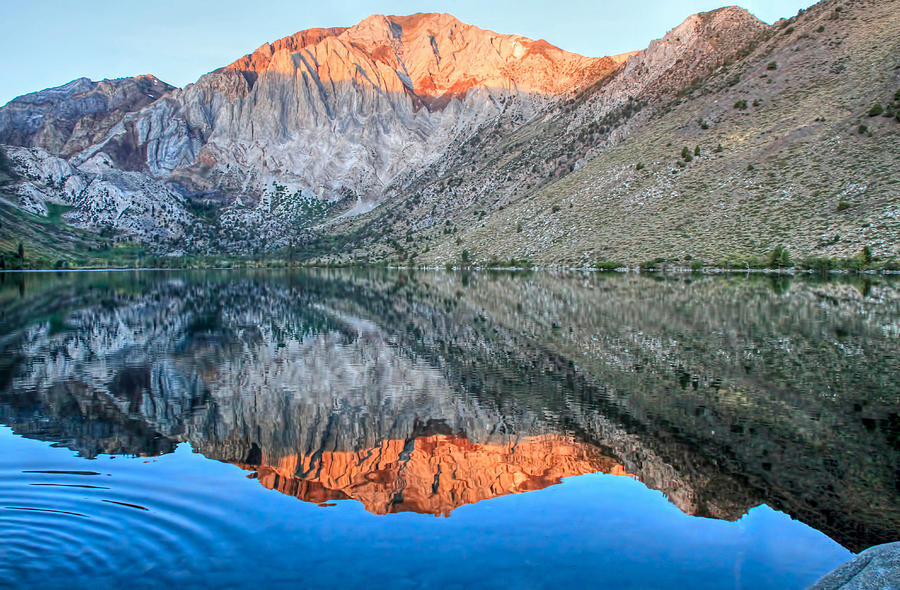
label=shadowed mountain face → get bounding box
[0,269,897,552]
[0,76,174,158]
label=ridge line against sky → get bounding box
[1,0,815,106]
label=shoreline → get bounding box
[2,265,898,275]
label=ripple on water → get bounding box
[0,452,247,589]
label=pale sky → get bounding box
[0,0,815,106]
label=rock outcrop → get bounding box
[0,76,173,158]
[1,145,192,244]
[811,542,900,589]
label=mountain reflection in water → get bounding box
[0,269,898,561]
[238,433,632,516]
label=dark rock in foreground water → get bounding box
[811,542,900,589]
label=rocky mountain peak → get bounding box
[641,5,766,65]
[617,5,767,101]
[222,13,605,108]
[223,27,348,84]
[0,74,174,157]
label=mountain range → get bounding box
[0,0,897,267]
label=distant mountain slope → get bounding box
[323,6,771,263]
[357,0,899,267]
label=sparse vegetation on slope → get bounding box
[383,0,900,268]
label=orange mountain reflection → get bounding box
[237,434,634,516]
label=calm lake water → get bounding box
[0,269,898,589]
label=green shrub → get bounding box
[681,146,693,162]
[837,257,861,271]
[816,25,825,32]
[551,204,561,213]
[861,245,873,267]
[767,61,778,70]
[699,119,710,130]
[715,144,724,153]
[721,256,744,269]
[694,145,701,156]
[635,162,645,170]
[868,103,884,117]
[594,260,621,271]
[747,163,755,171]
[734,100,748,110]
[747,256,769,270]
[837,199,851,211]
[516,222,523,233]
[768,245,792,269]
[800,257,834,272]
[784,26,795,35]
[858,124,868,134]
[690,260,703,271]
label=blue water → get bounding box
[0,428,850,589]
[1,269,897,588]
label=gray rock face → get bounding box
[2,145,192,245]
[811,543,900,589]
[0,76,174,158]
[620,7,768,99]
[101,13,608,204]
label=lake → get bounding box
[0,269,898,589]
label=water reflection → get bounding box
[239,434,632,516]
[0,269,898,553]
